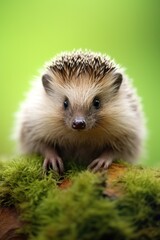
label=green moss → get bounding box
[117,166,160,239]
[0,157,160,240]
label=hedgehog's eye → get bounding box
[64,98,69,110]
[93,97,100,109]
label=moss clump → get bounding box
[117,167,160,239]
[0,156,160,240]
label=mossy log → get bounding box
[0,157,160,240]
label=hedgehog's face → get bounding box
[42,71,123,132]
[62,94,101,131]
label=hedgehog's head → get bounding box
[42,51,123,132]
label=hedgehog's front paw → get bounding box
[43,149,64,174]
[88,152,113,173]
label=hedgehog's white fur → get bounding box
[13,50,146,173]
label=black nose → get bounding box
[72,117,86,130]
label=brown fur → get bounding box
[14,50,146,173]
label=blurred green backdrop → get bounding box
[0,0,159,166]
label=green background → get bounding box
[0,0,159,166]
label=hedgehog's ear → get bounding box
[42,74,53,95]
[113,73,123,92]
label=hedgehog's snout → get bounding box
[72,116,86,130]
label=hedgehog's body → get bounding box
[14,50,146,173]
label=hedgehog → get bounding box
[14,50,146,174]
